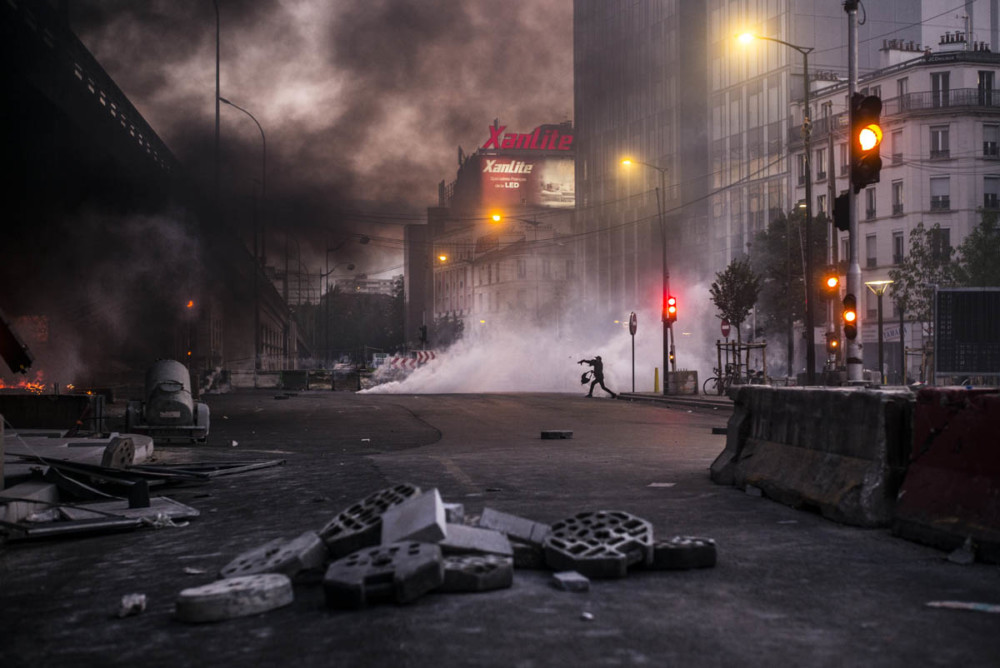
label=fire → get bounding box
[0,370,47,394]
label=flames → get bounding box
[0,370,54,395]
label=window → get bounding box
[797,153,806,185]
[870,85,882,99]
[931,72,950,107]
[930,177,950,210]
[839,143,849,175]
[817,194,827,216]
[930,227,951,262]
[866,290,878,320]
[841,238,849,268]
[930,125,950,159]
[985,176,1000,209]
[865,187,877,220]
[985,124,999,157]
[979,70,995,106]
[892,181,904,215]
[898,77,910,111]
[892,231,904,265]
[892,130,903,165]
[866,234,877,268]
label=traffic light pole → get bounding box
[846,1,864,383]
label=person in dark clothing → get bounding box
[578,355,616,398]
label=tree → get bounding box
[888,222,957,325]
[954,211,1000,287]
[709,257,761,348]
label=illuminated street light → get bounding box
[865,279,894,384]
[438,254,448,262]
[621,155,675,380]
[739,31,817,384]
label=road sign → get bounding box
[629,312,637,335]
[721,319,731,338]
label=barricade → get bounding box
[892,387,1000,563]
[710,386,913,527]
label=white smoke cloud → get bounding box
[362,281,760,395]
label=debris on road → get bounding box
[175,573,294,623]
[645,536,717,570]
[440,554,514,593]
[541,430,573,439]
[544,510,654,578]
[925,600,1000,614]
[551,571,590,592]
[318,483,421,558]
[117,593,147,618]
[324,541,444,608]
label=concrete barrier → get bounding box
[710,386,913,527]
[892,387,1000,563]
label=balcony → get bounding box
[797,175,805,186]
[892,203,904,216]
[985,195,1000,210]
[866,257,878,269]
[892,153,903,165]
[930,196,950,211]
[985,141,999,158]
[930,149,951,160]
[892,254,904,265]
[816,170,827,182]
[865,208,877,220]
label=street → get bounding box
[2,392,999,667]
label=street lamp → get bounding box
[220,96,267,262]
[621,157,675,383]
[864,279,894,384]
[739,32,817,384]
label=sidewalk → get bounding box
[618,390,734,411]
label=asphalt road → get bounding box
[2,391,998,667]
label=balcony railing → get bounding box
[866,257,878,268]
[816,171,827,181]
[892,203,904,216]
[984,141,999,158]
[930,149,951,160]
[985,195,1000,209]
[892,254,904,265]
[930,196,950,210]
[865,209,877,220]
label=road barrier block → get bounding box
[892,388,1000,563]
[710,386,913,527]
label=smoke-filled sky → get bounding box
[69,0,574,276]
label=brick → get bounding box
[440,524,513,557]
[645,536,717,570]
[551,571,590,592]
[175,574,294,623]
[381,488,446,544]
[478,507,551,546]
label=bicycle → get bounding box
[703,363,739,396]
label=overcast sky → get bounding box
[70,0,574,276]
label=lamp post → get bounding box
[621,158,674,383]
[219,96,266,371]
[864,279,893,385]
[739,33,817,384]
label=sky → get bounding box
[69,0,574,277]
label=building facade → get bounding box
[405,121,576,346]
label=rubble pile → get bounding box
[175,484,718,623]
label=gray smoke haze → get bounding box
[70,0,573,273]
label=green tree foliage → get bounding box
[432,313,465,348]
[709,257,761,345]
[322,277,405,360]
[953,211,1000,287]
[888,222,957,323]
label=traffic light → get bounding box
[842,294,858,340]
[825,332,839,355]
[419,325,428,343]
[821,269,841,299]
[665,295,677,323]
[850,93,883,193]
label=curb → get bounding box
[618,392,733,412]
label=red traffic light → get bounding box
[665,295,678,323]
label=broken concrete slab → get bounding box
[323,542,444,608]
[0,480,59,523]
[551,571,590,592]
[381,488,446,545]
[440,554,514,593]
[439,523,513,557]
[318,483,421,558]
[175,573,294,623]
[478,507,551,546]
[443,502,464,524]
[219,531,327,579]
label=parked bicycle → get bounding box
[703,363,738,396]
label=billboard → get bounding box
[479,156,575,209]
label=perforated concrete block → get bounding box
[478,507,551,546]
[220,531,328,579]
[319,483,421,557]
[175,574,293,623]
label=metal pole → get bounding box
[656,185,669,393]
[900,304,906,384]
[213,1,219,220]
[658,169,675,375]
[631,332,635,393]
[877,291,885,384]
[802,48,816,384]
[846,1,864,382]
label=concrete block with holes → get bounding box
[440,523,513,557]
